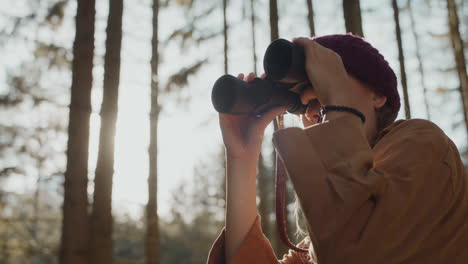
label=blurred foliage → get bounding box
[45,1,68,29]
[164,59,207,93]
[0,1,71,263]
[163,6,219,50]
[33,41,72,70]
[112,148,225,264]
[159,148,225,264]
[159,0,224,112]
[0,187,62,264]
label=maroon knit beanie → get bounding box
[312,33,401,122]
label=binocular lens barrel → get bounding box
[211,39,308,115]
[211,75,269,114]
[212,75,306,115]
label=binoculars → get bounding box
[211,38,311,116]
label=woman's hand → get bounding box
[219,72,287,161]
[292,37,358,108]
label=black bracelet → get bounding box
[319,105,366,123]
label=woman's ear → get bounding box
[372,93,387,109]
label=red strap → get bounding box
[275,152,308,253]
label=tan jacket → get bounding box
[207,115,468,264]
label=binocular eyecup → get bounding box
[263,38,307,83]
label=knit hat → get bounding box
[312,33,400,122]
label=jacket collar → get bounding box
[373,119,407,148]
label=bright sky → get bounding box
[2,0,467,220]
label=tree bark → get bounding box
[90,0,123,263]
[32,176,40,241]
[59,0,95,263]
[273,151,289,257]
[342,0,364,37]
[257,153,271,240]
[146,0,160,263]
[269,0,280,141]
[223,0,228,74]
[306,0,315,36]
[250,0,257,74]
[285,178,296,244]
[447,0,468,138]
[1,232,8,264]
[29,174,41,263]
[391,0,411,119]
[408,0,430,120]
[220,146,227,215]
[252,0,275,253]
[269,0,279,40]
[269,0,285,255]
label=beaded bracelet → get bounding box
[319,105,366,124]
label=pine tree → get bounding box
[269,0,279,40]
[250,0,258,74]
[408,0,431,119]
[258,152,272,240]
[268,0,286,256]
[90,0,123,263]
[59,0,96,263]
[223,0,229,74]
[146,0,161,263]
[447,0,468,139]
[342,0,364,36]
[306,0,315,36]
[391,0,411,119]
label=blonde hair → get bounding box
[293,193,318,264]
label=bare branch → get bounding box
[164,59,207,93]
[428,32,449,38]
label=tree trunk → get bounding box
[342,0,364,36]
[306,0,315,36]
[1,229,8,264]
[269,0,280,150]
[30,174,41,263]
[273,152,289,257]
[447,0,468,138]
[220,146,226,217]
[257,153,271,239]
[59,0,95,263]
[217,145,226,226]
[391,0,411,119]
[250,0,257,74]
[267,148,282,256]
[223,0,229,74]
[269,0,279,40]
[146,0,160,263]
[90,0,123,263]
[269,0,285,255]
[285,178,296,243]
[408,0,431,120]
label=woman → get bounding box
[207,34,468,264]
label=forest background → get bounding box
[0,0,467,263]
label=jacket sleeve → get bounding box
[272,115,450,263]
[206,214,311,264]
